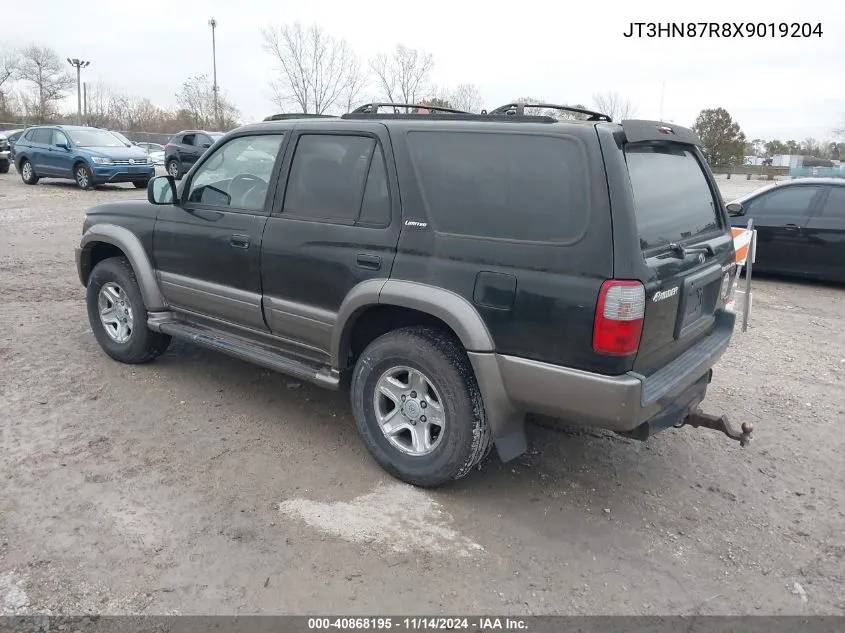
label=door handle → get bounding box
[357,253,381,270]
[783,224,800,232]
[230,234,250,249]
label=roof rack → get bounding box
[263,113,337,121]
[487,102,612,122]
[348,102,471,115]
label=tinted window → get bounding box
[626,145,720,250]
[752,185,821,218]
[182,134,196,146]
[23,129,36,142]
[359,148,391,226]
[817,187,845,218]
[33,129,52,144]
[407,131,588,241]
[282,134,376,223]
[186,134,284,211]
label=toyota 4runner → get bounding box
[75,101,749,487]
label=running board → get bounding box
[153,319,340,390]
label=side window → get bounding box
[51,130,69,146]
[753,186,821,218]
[186,134,285,211]
[197,134,212,148]
[358,148,391,227]
[23,129,36,142]
[818,187,845,219]
[182,134,196,146]
[33,129,52,144]
[282,134,378,224]
[406,131,589,242]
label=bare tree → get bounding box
[0,50,19,119]
[263,23,361,115]
[591,91,637,121]
[449,83,483,112]
[340,58,368,113]
[370,45,434,107]
[176,74,239,130]
[15,45,74,122]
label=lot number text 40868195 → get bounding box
[623,22,823,38]
[308,617,528,630]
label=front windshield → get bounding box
[67,129,128,148]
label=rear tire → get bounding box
[20,159,38,185]
[350,326,492,488]
[167,159,182,181]
[86,256,171,364]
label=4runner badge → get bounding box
[653,287,679,302]
[404,220,428,228]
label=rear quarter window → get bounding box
[406,131,590,242]
[625,145,722,250]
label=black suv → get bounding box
[76,102,746,487]
[164,130,223,180]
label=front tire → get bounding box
[0,161,9,174]
[351,327,492,488]
[19,159,38,185]
[133,179,150,189]
[86,257,171,364]
[75,162,95,190]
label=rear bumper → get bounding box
[472,310,735,434]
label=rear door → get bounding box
[260,122,400,363]
[803,185,845,281]
[178,133,197,166]
[30,128,54,173]
[623,142,735,375]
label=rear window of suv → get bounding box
[406,131,589,242]
[625,145,721,250]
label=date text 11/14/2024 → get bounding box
[623,22,823,38]
[308,617,528,630]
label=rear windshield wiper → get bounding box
[665,242,715,259]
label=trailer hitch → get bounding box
[680,409,754,447]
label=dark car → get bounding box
[4,128,26,163]
[14,125,155,189]
[0,132,11,173]
[164,130,224,180]
[75,102,746,487]
[727,178,845,282]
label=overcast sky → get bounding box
[5,0,844,141]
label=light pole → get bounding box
[208,18,219,129]
[66,58,90,125]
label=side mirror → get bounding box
[148,175,177,205]
[55,142,69,150]
[202,143,211,149]
[726,202,744,216]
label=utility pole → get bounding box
[208,18,219,129]
[66,58,90,125]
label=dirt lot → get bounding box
[1,171,844,616]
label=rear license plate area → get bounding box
[127,167,139,173]
[675,265,722,338]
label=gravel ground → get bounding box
[1,170,843,616]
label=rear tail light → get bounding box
[593,280,645,355]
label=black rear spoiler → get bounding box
[620,120,703,147]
